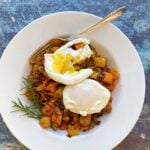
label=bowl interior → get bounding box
[0,11,145,150]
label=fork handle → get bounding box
[76,7,126,36]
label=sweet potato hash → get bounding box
[24,38,119,137]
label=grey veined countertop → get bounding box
[0,0,150,149]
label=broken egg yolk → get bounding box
[52,53,76,74]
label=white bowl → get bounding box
[0,11,145,150]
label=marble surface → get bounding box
[0,0,149,149]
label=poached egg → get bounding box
[44,38,93,85]
[63,79,111,116]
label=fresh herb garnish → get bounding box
[12,77,42,119]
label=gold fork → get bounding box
[30,6,126,61]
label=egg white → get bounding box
[63,79,111,116]
[44,38,93,85]
[55,38,93,62]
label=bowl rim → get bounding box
[0,11,145,150]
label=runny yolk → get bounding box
[52,53,76,73]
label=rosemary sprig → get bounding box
[22,77,41,109]
[12,99,42,119]
[12,77,42,119]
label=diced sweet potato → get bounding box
[51,107,62,126]
[67,125,80,137]
[102,72,114,84]
[109,68,120,80]
[79,115,91,127]
[39,116,51,128]
[94,57,107,68]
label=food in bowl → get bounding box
[12,38,119,137]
